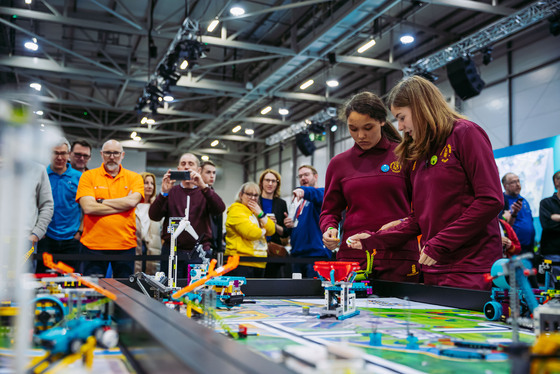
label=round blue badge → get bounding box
[381,164,390,172]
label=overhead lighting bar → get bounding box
[260,106,272,115]
[299,79,314,90]
[232,125,242,133]
[210,140,219,147]
[207,19,220,32]
[405,1,560,75]
[357,39,376,53]
[266,107,338,146]
[245,129,254,135]
[180,60,189,70]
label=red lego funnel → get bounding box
[314,261,361,282]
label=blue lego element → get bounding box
[483,301,503,321]
[337,310,359,320]
[439,348,487,359]
[36,317,113,354]
[369,332,382,346]
[406,334,419,350]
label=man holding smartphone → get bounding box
[502,172,536,254]
[149,153,226,277]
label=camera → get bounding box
[169,170,191,180]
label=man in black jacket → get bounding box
[540,170,560,257]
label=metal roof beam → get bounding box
[421,0,515,16]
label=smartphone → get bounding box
[169,170,191,180]
[516,198,523,203]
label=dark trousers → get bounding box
[228,265,265,278]
[292,262,319,278]
[82,246,135,278]
[160,242,209,279]
[36,236,81,274]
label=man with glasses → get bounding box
[36,138,82,273]
[284,165,331,278]
[149,153,226,277]
[201,161,224,256]
[502,172,535,254]
[76,139,144,277]
[70,139,92,173]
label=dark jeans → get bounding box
[228,265,265,278]
[82,246,135,278]
[160,242,209,279]
[36,236,81,274]
[292,262,319,279]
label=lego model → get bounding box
[484,254,543,329]
[313,261,371,320]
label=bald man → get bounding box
[76,139,144,277]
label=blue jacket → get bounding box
[504,193,535,247]
[290,186,331,258]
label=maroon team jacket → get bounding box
[361,119,503,275]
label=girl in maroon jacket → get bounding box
[348,76,503,290]
[321,92,420,282]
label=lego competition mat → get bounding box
[215,297,535,374]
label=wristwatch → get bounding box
[96,198,104,204]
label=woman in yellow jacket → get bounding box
[226,182,276,278]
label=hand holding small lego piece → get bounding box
[346,232,371,250]
[322,228,340,250]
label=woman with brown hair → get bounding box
[321,91,419,282]
[348,76,503,290]
[258,169,291,277]
[135,172,162,274]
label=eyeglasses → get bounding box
[298,172,312,179]
[53,151,69,157]
[243,192,259,198]
[263,178,278,184]
[102,151,122,157]
[72,152,91,159]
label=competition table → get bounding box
[106,278,534,373]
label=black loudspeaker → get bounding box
[295,132,316,156]
[446,57,485,100]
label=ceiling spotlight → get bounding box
[304,119,312,125]
[232,125,242,133]
[163,94,174,102]
[400,34,415,44]
[25,0,32,4]
[357,39,376,53]
[208,19,220,32]
[326,79,339,87]
[299,79,314,90]
[146,118,155,125]
[141,116,148,124]
[24,41,38,51]
[201,155,209,161]
[260,106,272,115]
[34,110,43,115]
[210,140,219,147]
[180,60,189,70]
[130,131,137,138]
[245,128,254,135]
[230,6,245,16]
[29,83,41,91]
[133,136,142,142]
[278,108,289,116]
[330,124,338,132]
